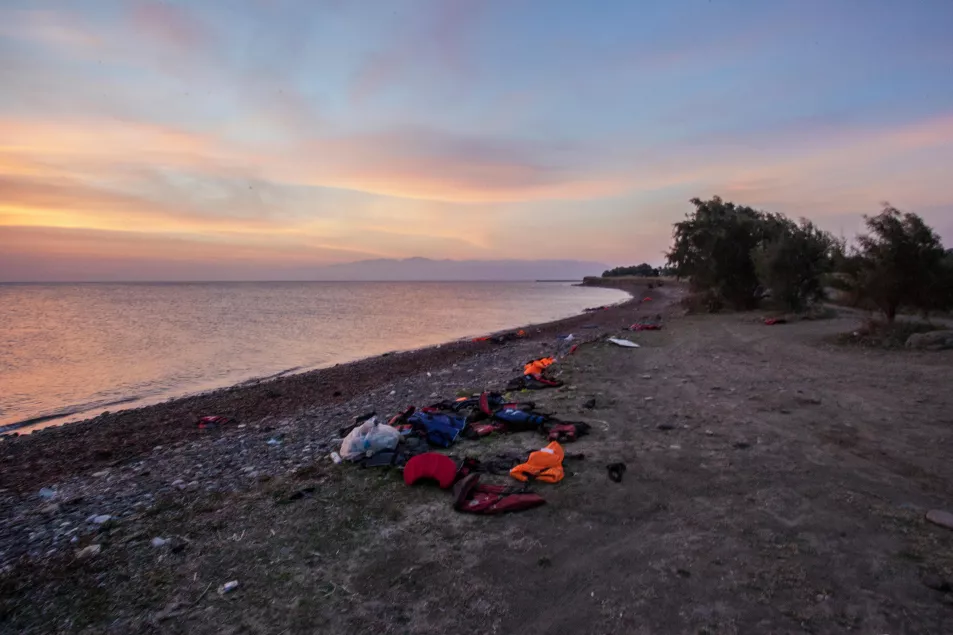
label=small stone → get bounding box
[171,479,185,488]
[89,514,112,525]
[704,429,714,436]
[218,580,239,595]
[92,470,109,477]
[40,503,61,514]
[926,509,953,531]
[38,487,56,500]
[656,423,675,431]
[641,374,652,379]
[669,444,682,450]
[644,397,654,402]
[389,390,397,395]
[733,442,752,450]
[75,544,102,559]
[151,537,168,548]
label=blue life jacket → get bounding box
[493,409,549,430]
[407,412,467,448]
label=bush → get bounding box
[666,197,787,310]
[753,218,836,312]
[842,205,948,322]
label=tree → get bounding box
[602,263,658,277]
[666,196,783,309]
[850,205,947,322]
[753,218,836,311]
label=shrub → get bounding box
[753,218,836,312]
[846,205,948,322]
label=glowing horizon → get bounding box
[2,1,952,281]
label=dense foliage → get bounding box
[602,263,659,277]
[840,206,949,321]
[664,197,948,317]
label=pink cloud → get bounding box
[129,1,211,53]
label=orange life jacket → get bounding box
[510,441,565,483]
[523,357,555,376]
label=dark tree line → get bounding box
[664,196,952,320]
[602,263,660,278]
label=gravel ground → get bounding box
[0,281,651,571]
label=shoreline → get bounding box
[1,281,630,434]
[0,279,648,494]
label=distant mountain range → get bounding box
[307,257,609,281]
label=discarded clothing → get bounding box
[403,453,458,489]
[524,357,555,376]
[628,323,662,331]
[543,421,591,443]
[407,411,467,448]
[505,375,564,391]
[493,408,549,431]
[764,318,787,325]
[452,473,545,515]
[197,415,232,429]
[510,441,565,484]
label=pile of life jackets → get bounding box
[403,442,572,515]
[389,390,591,448]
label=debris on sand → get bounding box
[218,580,239,595]
[926,509,953,531]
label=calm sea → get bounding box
[0,282,626,431]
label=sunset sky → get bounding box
[2,0,952,281]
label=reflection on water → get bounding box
[0,282,626,430]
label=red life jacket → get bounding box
[451,474,545,515]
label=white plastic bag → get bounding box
[339,417,400,460]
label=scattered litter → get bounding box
[644,396,654,401]
[330,451,343,464]
[641,374,652,379]
[404,453,463,489]
[453,473,545,514]
[629,323,662,331]
[510,441,565,484]
[705,429,714,436]
[197,415,232,429]
[607,338,640,348]
[75,544,102,559]
[926,509,953,531]
[340,416,400,459]
[266,438,281,446]
[669,444,681,450]
[606,462,626,483]
[217,580,239,595]
[763,318,787,326]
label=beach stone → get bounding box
[89,514,112,525]
[151,537,168,548]
[906,330,953,351]
[926,509,953,530]
[38,487,56,500]
[75,544,102,559]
